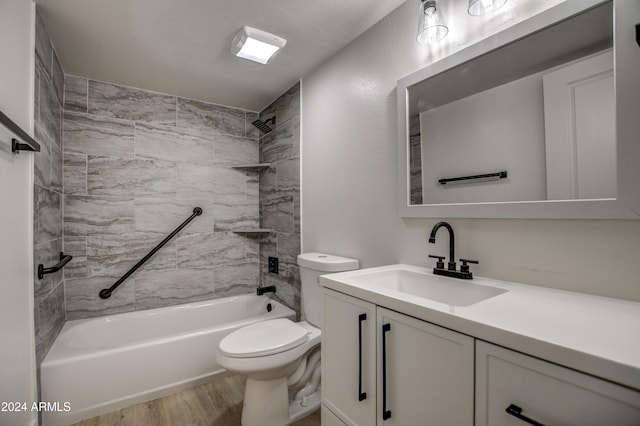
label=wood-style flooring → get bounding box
[72,374,321,426]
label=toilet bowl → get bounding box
[216,253,359,426]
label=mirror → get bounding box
[398,0,640,219]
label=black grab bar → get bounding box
[99,207,203,299]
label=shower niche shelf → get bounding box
[231,163,271,170]
[232,228,273,234]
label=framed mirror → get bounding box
[397,0,640,219]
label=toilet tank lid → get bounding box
[297,252,359,272]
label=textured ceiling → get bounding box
[35,0,406,111]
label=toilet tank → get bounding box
[297,253,359,327]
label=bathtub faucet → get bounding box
[257,285,276,296]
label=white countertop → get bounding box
[320,264,640,391]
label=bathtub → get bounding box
[41,295,294,426]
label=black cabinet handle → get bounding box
[382,323,392,421]
[506,404,546,426]
[358,313,367,402]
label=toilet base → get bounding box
[241,377,320,426]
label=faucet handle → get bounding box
[428,254,445,269]
[459,258,479,273]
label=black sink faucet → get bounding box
[429,221,456,271]
[428,222,478,280]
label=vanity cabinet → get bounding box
[476,341,640,426]
[322,289,474,425]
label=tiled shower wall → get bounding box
[62,77,266,319]
[33,9,65,364]
[258,83,302,314]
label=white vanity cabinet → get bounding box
[322,289,474,425]
[476,341,640,426]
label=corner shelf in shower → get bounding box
[232,228,273,234]
[231,163,271,170]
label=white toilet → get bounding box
[216,252,359,426]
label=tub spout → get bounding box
[257,285,276,296]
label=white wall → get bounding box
[301,0,640,302]
[0,0,37,424]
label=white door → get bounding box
[376,308,474,426]
[543,50,615,200]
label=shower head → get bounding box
[252,116,276,134]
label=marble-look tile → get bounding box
[66,276,135,320]
[258,232,277,265]
[63,153,87,195]
[277,233,301,265]
[177,98,246,137]
[275,157,300,193]
[177,231,247,269]
[34,57,41,124]
[134,268,216,311]
[35,282,65,364]
[64,75,88,113]
[176,163,214,199]
[212,167,259,231]
[51,51,64,105]
[214,133,258,165]
[293,192,301,235]
[245,111,260,140]
[87,156,176,197]
[259,82,300,130]
[64,195,135,236]
[35,8,52,79]
[35,184,62,244]
[176,232,216,269]
[214,263,259,296]
[260,122,294,163]
[86,233,176,277]
[135,197,214,235]
[40,73,62,150]
[50,144,63,192]
[64,236,88,279]
[88,80,176,125]
[135,122,214,165]
[63,112,135,158]
[34,124,51,188]
[261,194,294,233]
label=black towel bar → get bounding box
[38,252,73,280]
[0,109,41,153]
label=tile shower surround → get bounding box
[61,77,302,320]
[34,8,65,366]
[258,83,302,315]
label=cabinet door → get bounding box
[322,289,376,426]
[322,404,347,426]
[476,341,640,426]
[376,308,474,426]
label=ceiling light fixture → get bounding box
[417,0,449,45]
[468,0,507,16]
[230,26,287,65]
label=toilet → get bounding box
[216,252,359,426]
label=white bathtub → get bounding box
[41,295,294,426]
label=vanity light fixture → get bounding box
[468,0,507,16]
[417,0,449,45]
[230,26,287,64]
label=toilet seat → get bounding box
[219,318,309,358]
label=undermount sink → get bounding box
[350,267,507,307]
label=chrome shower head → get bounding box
[252,116,276,134]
